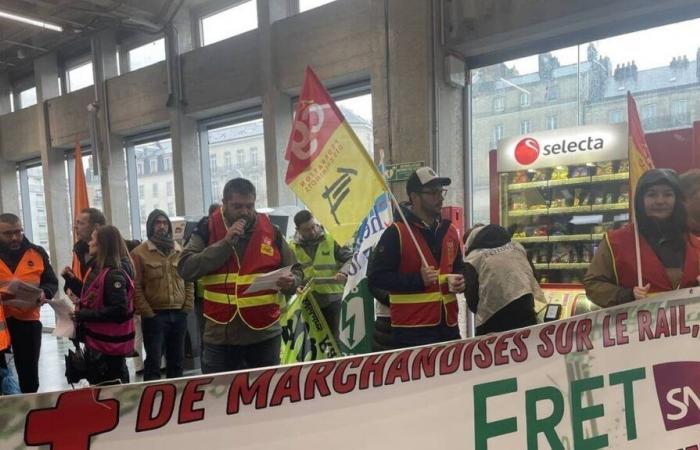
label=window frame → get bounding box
[197,0,258,48]
[198,107,263,207]
[65,57,94,93]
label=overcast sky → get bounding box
[505,17,700,74]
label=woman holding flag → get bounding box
[584,169,700,307]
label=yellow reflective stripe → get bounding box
[390,292,442,304]
[204,290,280,307]
[443,293,457,303]
[314,264,339,270]
[201,272,265,286]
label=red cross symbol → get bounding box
[25,389,120,450]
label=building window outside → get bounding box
[137,161,144,175]
[493,96,505,112]
[67,61,94,92]
[609,109,624,123]
[139,184,144,199]
[468,17,700,225]
[520,120,531,134]
[335,93,374,158]
[166,181,173,197]
[167,202,174,216]
[163,156,172,171]
[299,0,337,12]
[200,1,257,46]
[520,92,530,107]
[19,87,37,109]
[250,147,258,166]
[492,124,504,146]
[205,118,267,207]
[224,152,232,169]
[131,138,174,238]
[128,38,165,71]
[210,154,217,171]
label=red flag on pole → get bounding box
[627,92,655,287]
[72,138,90,276]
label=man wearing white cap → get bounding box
[368,167,465,348]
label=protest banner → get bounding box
[3,289,700,450]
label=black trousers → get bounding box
[6,317,42,393]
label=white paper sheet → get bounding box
[0,279,42,304]
[48,297,75,338]
[243,266,292,294]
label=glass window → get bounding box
[166,181,173,197]
[128,38,165,71]
[520,92,530,107]
[131,138,174,238]
[336,93,374,158]
[520,120,531,134]
[250,147,258,166]
[205,118,267,207]
[67,61,94,92]
[609,109,624,123]
[493,96,505,112]
[19,87,37,109]
[163,156,172,171]
[468,17,700,226]
[299,0,337,12]
[24,165,50,252]
[200,1,257,46]
[167,202,174,216]
[225,151,232,168]
[139,184,144,199]
[150,159,157,174]
[74,153,103,213]
[137,161,144,175]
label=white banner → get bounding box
[2,290,700,450]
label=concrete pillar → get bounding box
[92,30,130,235]
[34,53,72,270]
[34,53,60,101]
[0,159,19,213]
[166,10,205,216]
[258,0,295,207]
[0,73,11,115]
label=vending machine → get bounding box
[490,123,630,319]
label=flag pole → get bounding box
[633,218,643,287]
[385,185,429,268]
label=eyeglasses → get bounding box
[417,189,447,197]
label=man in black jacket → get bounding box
[0,213,58,393]
[368,168,465,348]
[61,207,106,297]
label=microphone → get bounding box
[230,217,249,245]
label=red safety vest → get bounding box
[79,268,135,356]
[201,210,283,329]
[606,223,700,292]
[389,221,461,328]
[0,248,44,321]
[0,304,9,350]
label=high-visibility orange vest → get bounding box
[389,221,461,328]
[200,210,284,329]
[0,248,44,321]
[606,223,700,292]
[0,304,10,350]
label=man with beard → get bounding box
[131,210,193,381]
[368,168,465,348]
[178,178,301,373]
[0,213,58,393]
[62,207,106,294]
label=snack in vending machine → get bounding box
[596,161,614,175]
[513,171,529,183]
[551,166,569,180]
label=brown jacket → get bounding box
[131,240,194,317]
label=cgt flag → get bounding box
[627,91,655,206]
[72,138,90,277]
[284,66,386,245]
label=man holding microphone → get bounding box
[368,167,465,348]
[178,178,301,372]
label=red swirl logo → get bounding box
[514,137,540,165]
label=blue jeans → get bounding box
[202,336,281,374]
[142,310,188,381]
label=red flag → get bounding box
[72,138,90,275]
[627,91,655,208]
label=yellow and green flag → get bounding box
[627,91,655,206]
[285,67,386,245]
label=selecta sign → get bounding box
[498,123,628,172]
